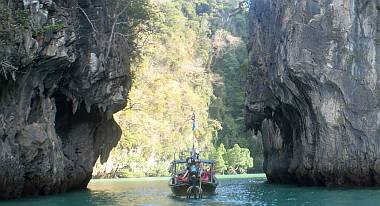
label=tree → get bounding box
[106,0,154,60]
[229,1,249,17]
[224,144,253,174]
[94,0,221,178]
[77,0,154,62]
[210,144,227,174]
[93,0,260,178]
[206,29,242,71]
[206,0,262,170]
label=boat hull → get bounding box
[169,182,217,196]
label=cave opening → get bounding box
[273,105,295,153]
[53,92,74,139]
[261,103,303,183]
[53,91,105,188]
[53,92,103,141]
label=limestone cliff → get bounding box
[0,0,131,198]
[245,0,380,186]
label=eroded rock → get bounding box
[245,0,380,186]
[0,0,131,198]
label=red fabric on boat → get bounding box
[201,172,209,182]
[177,176,189,182]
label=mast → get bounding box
[191,112,196,158]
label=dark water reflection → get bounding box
[1,177,380,205]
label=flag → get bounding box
[191,113,196,131]
[193,130,200,139]
[191,113,200,139]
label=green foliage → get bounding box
[15,10,31,29]
[209,143,253,174]
[35,22,65,37]
[94,0,261,177]
[97,0,221,178]
[107,0,155,61]
[0,5,27,81]
[206,0,263,169]
[346,54,355,66]
[42,22,65,33]
[209,143,227,174]
[0,6,31,31]
[224,144,253,174]
[375,38,380,45]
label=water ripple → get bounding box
[1,177,380,206]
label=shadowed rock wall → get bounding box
[245,0,380,186]
[0,0,131,198]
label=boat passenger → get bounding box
[189,164,198,176]
[178,170,189,182]
[183,169,189,177]
[201,171,209,182]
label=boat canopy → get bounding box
[171,159,215,164]
[201,160,215,164]
[171,160,187,164]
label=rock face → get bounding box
[245,0,380,186]
[0,0,131,198]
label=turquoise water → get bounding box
[1,175,380,206]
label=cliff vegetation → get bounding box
[93,0,258,178]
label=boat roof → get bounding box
[171,159,215,164]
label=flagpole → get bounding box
[192,134,195,150]
[191,112,196,157]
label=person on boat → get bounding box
[197,160,203,170]
[189,162,198,176]
[187,160,200,188]
[178,159,195,181]
[178,169,189,182]
[196,160,204,177]
[201,171,209,182]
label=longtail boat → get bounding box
[168,148,219,198]
[168,113,218,198]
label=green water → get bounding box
[1,175,380,206]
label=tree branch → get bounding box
[105,18,118,60]
[229,1,248,17]
[0,59,18,81]
[77,7,98,33]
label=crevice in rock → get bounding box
[27,92,43,124]
[53,92,75,138]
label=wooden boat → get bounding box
[169,113,218,198]
[168,156,219,198]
